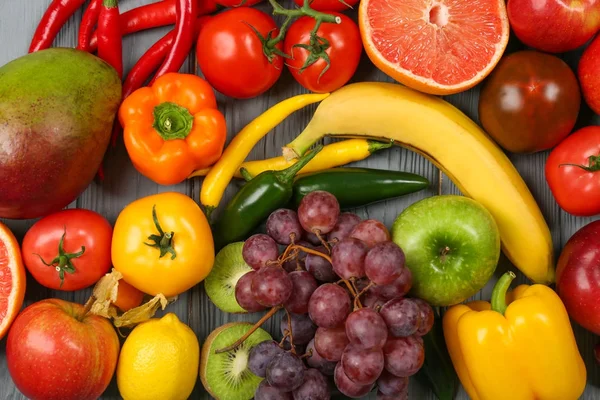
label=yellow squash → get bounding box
[200,93,329,216]
[443,272,586,400]
[283,82,554,284]
[189,139,391,179]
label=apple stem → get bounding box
[214,305,282,354]
[491,271,516,315]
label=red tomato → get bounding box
[215,0,263,7]
[196,8,283,99]
[545,126,600,216]
[293,0,359,12]
[22,209,113,291]
[284,14,362,93]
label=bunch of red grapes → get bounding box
[235,190,434,399]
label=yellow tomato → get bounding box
[112,192,214,297]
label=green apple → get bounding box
[392,195,500,306]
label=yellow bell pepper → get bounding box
[443,271,586,400]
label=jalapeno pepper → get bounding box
[212,145,323,250]
[291,167,430,209]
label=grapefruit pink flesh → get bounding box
[0,224,26,339]
[361,0,509,93]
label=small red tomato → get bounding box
[197,8,284,99]
[215,0,263,6]
[22,209,113,291]
[545,126,600,217]
[293,0,359,12]
[284,13,362,93]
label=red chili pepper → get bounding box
[77,0,102,52]
[110,16,210,147]
[150,0,197,84]
[88,0,217,52]
[29,0,87,53]
[97,0,123,78]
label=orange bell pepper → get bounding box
[119,73,226,185]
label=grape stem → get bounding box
[314,230,331,252]
[284,308,296,354]
[279,331,290,346]
[215,306,283,354]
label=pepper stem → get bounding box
[152,102,194,141]
[367,140,394,154]
[491,271,516,315]
[103,0,118,7]
[144,205,177,260]
[275,144,323,183]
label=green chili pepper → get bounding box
[212,145,323,250]
[291,167,430,209]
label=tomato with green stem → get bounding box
[284,12,362,93]
[293,0,359,12]
[545,126,600,217]
[21,209,113,291]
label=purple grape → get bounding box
[243,234,279,270]
[331,238,369,280]
[377,390,407,400]
[303,231,323,246]
[284,270,318,314]
[281,313,317,345]
[341,344,384,385]
[380,298,422,338]
[345,308,388,350]
[282,240,312,273]
[249,340,285,378]
[298,191,340,234]
[377,370,409,396]
[413,298,435,336]
[369,268,412,300]
[292,368,330,400]
[349,220,390,247]
[308,284,351,328]
[235,271,266,312]
[306,246,338,282]
[364,241,405,285]
[306,339,337,376]
[315,326,349,362]
[383,336,424,377]
[267,352,306,392]
[334,362,374,398]
[252,266,293,307]
[362,291,387,309]
[267,209,303,245]
[327,213,361,243]
[255,380,293,400]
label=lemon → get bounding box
[117,313,200,400]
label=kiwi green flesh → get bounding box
[204,242,253,313]
[203,323,272,400]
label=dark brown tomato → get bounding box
[479,50,580,154]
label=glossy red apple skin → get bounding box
[579,34,600,115]
[556,221,600,335]
[507,0,600,53]
[6,299,120,400]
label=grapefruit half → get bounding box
[359,0,510,95]
[0,222,26,340]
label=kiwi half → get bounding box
[200,322,272,400]
[204,242,253,313]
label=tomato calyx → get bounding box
[34,227,85,288]
[559,154,600,172]
[291,34,331,79]
[144,205,177,260]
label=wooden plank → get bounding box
[1,0,599,399]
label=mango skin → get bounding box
[0,48,122,219]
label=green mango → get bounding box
[0,48,122,219]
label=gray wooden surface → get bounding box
[0,0,599,399]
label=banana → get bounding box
[283,82,554,284]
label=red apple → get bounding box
[6,299,120,400]
[507,0,600,53]
[579,34,600,115]
[556,221,600,335]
